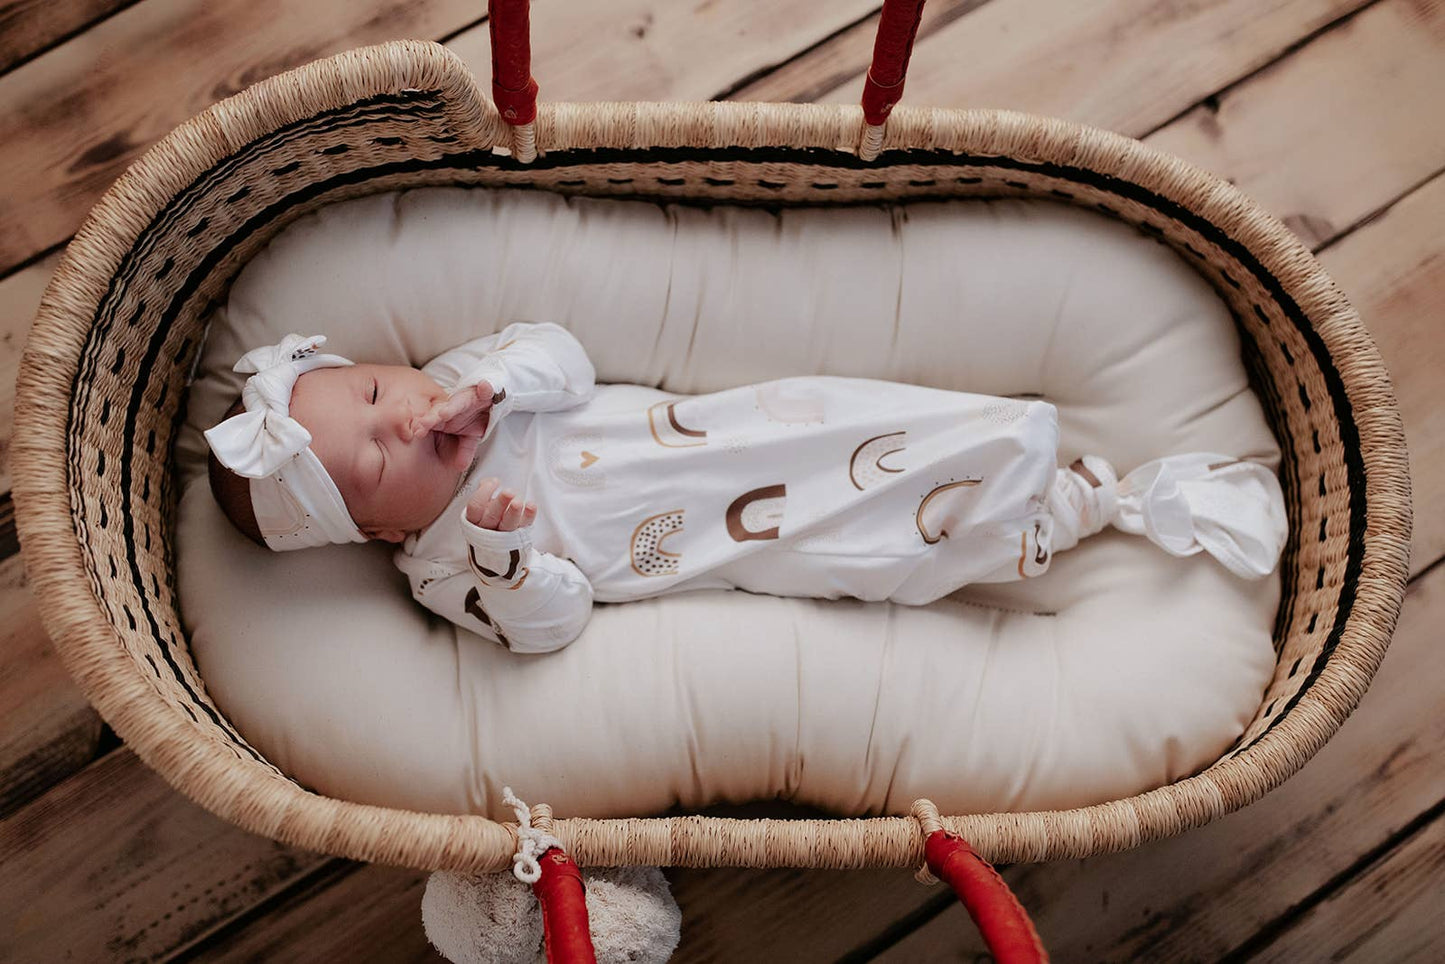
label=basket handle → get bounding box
[924,828,1050,963]
[859,0,928,160]
[489,0,540,161]
[485,0,929,163]
[531,800,1046,964]
[534,847,597,964]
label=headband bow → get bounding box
[203,333,368,551]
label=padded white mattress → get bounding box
[175,187,1281,820]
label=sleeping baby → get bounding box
[204,323,1289,653]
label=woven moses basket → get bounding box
[13,0,1412,888]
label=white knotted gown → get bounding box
[396,324,1285,653]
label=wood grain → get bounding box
[0,491,14,559]
[178,862,440,963]
[0,748,330,963]
[0,0,486,277]
[1243,808,1445,963]
[1320,172,1445,574]
[670,867,941,963]
[1145,0,1445,247]
[0,0,135,74]
[0,251,53,494]
[0,0,887,280]
[782,0,1374,136]
[727,0,985,104]
[445,0,881,105]
[0,554,100,818]
[875,556,1445,961]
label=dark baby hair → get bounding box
[207,397,266,547]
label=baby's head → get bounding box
[206,335,469,551]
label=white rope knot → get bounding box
[503,786,563,885]
[1046,453,1287,578]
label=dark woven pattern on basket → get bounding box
[13,40,1410,872]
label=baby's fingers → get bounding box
[483,489,516,530]
[464,477,502,526]
[436,383,495,436]
[497,495,535,532]
[411,396,463,439]
[412,384,486,439]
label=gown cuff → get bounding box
[460,512,534,588]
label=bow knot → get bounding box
[203,333,366,552]
[1049,453,1287,579]
[205,334,353,480]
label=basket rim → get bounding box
[11,39,1412,870]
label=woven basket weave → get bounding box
[13,39,1411,872]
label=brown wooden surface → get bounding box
[1244,806,1445,964]
[179,863,439,963]
[0,0,1440,960]
[0,749,330,963]
[0,554,100,818]
[0,0,136,74]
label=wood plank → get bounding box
[1319,173,1445,575]
[0,251,53,495]
[0,748,330,963]
[0,0,884,280]
[446,0,882,105]
[181,860,945,963]
[0,491,15,559]
[670,867,940,963]
[0,0,135,75]
[0,0,486,278]
[181,855,946,963]
[727,0,982,104]
[873,530,1445,961]
[745,0,1373,139]
[776,0,1444,257]
[1243,808,1445,963]
[1143,0,1445,248]
[0,552,100,818]
[175,862,440,963]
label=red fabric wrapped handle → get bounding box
[861,0,928,125]
[488,0,539,125]
[925,830,1049,963]
[534,848,597,964]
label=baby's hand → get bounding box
[466,477,538,531]
[411,380,499,441]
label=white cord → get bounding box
[503,786,563,884]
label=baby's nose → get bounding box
[390,396,417,441]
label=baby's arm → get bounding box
[421,322,596,419]
[403,479,593,654]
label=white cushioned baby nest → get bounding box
[174,187,1281,820]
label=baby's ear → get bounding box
[364,527,408,544]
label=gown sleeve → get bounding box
[421,322,597,432]
[400,508,594,654]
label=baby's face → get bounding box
[290,363,468,542]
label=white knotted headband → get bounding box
[203,334,368,552]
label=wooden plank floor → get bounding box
[1,0,1441,960]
